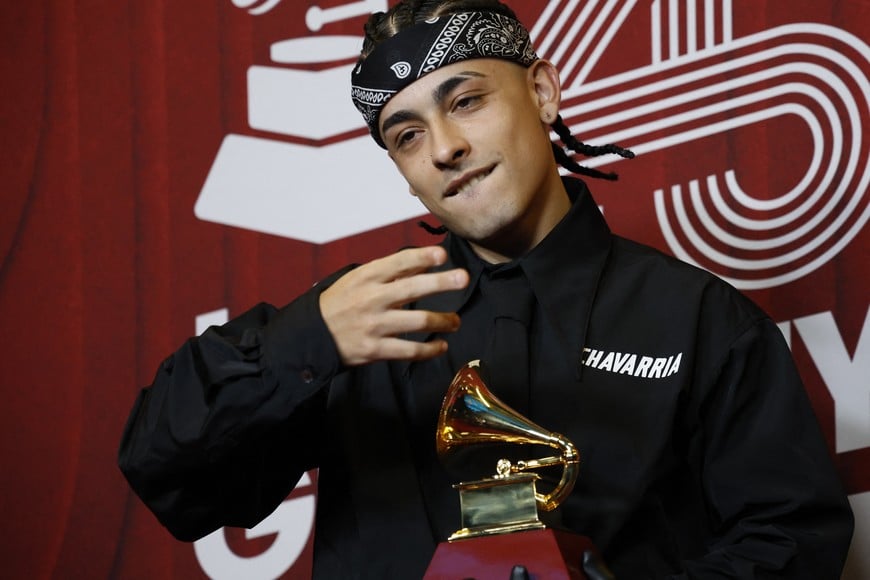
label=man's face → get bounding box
[378,58,569,263]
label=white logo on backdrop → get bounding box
[789,306,870,454]
[539,0,869,290]
[194,0,419,244]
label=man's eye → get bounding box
[455,95,479,109]
[396,129,419,147]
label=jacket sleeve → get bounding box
[675,317,854,579]
[118,277,345,541]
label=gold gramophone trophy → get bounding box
[424,360,608,579]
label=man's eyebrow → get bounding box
[381,110,420,140]
[380,71,487,140]
[432,70,486,104]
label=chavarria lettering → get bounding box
[581,348,683,379]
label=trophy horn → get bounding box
[436,360,580,512]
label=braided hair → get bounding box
[550,114,635,181]
[360,0,634,234]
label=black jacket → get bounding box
[119,178,853,578]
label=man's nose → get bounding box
[430,120,469,168]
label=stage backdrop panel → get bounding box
[0,1,867,578]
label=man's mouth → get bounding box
[446,166,495,198]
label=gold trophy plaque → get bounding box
[435,360,580,541]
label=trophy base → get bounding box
[424,528,595,580]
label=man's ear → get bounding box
[529,60,562,123]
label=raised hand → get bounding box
[319,246,469,366]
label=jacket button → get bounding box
[300,368,314,384]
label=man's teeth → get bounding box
[456,172,488,195]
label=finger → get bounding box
[375,309,461,336]
[363,246,448,282]
[375,336,450,362]
[383,269,469,308]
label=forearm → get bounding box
[118,291,342,540]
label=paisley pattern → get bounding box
[351,11,538,147]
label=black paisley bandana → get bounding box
[351,11,538,148]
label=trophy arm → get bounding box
[508,435,579,511]
[539,436,580,511]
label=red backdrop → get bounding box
[1,1,868,578]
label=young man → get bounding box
[119,1,854,577]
